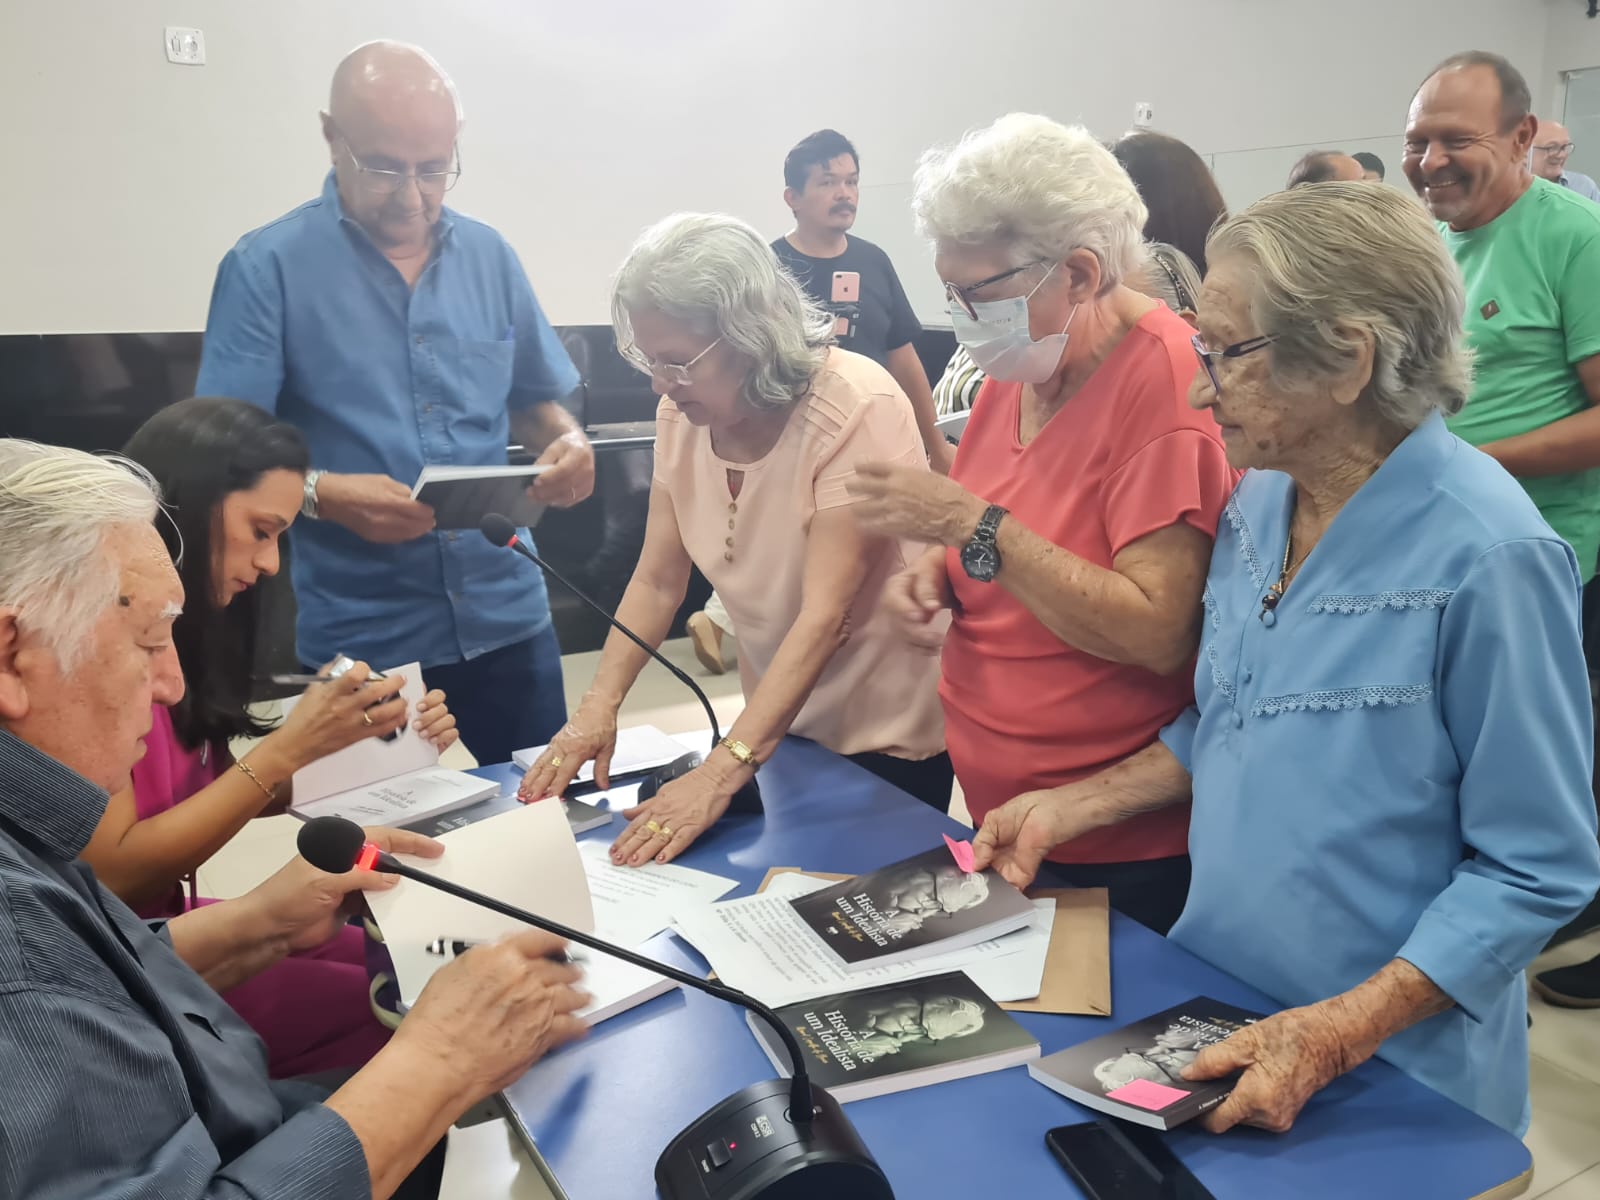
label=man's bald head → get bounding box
[328,41,461,138]
[321,41,462,252]
[1532,118,1576,183]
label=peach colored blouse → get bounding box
[653,348,945,761]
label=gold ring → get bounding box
[645,819,664,835]
[549,755,564,768]
[658,824,674,840]
[362,711,374,727]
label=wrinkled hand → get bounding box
[610,764,738,866]
[251,827,444,954]
[315,473,436,544]
[1182,1001,1371,1134]
[530,432,596,508]
[397,928,591,1098]
[970,787,1089,889]
[519,705,620,800]
[850,461,987,546]
[885,551,954,652]
[413,688,458,751]
[276,661,409,769]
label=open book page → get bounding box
[578,839,738,947]
[367,798,594,1007]
[672,872,1053,1008]
[293,768,498,826]
[285,662,435,807]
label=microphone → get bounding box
[479,512,761,815]
[300,816,890,1200]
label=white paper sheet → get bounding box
[367,798,595,1007]
[285,662,436,807]
[578,838,739,947]
[671,872,1055,1007]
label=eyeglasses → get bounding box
[333,126,462,196]
[1534,141,1576,156]
[943,261,1051,320]
[620,337,722,388]
[1191,333,1276,394]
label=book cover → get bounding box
[1028,996,1263,1129]
[746,971,1039,1103]
[787,846,1036,969]
[412,466,547,530]
[400,791,612,838]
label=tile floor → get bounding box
[200,637,1600,1199]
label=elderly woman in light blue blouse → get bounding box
[972,181,1600,1137]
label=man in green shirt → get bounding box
[1406,51,1600,575]
[1406,50,1600,1004]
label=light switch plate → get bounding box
[164,27,206,66]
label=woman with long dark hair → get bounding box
[1111,130,1228,276]
[90,396,459,1076]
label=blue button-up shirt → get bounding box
[1162,413,1600,1135]
[0,730,368,1198]
[1559,169,1600,204]
[196,173,579,669]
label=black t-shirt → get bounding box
[771,234,922,368]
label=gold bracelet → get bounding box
[234,757,277,799]
[718,736,760,769]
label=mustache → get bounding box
[831,204,856,213]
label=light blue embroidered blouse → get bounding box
[1162,412,1600,1135]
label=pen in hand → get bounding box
[260,668,403,743]
[426,937,585,965]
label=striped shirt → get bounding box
[0,729,369,1198]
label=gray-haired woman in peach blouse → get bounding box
[519,213,949,865]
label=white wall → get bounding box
[0,0,1553,334]
[1542,0,1600,108]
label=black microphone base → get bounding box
[641,751,764,815]
[655,1078,892,1200]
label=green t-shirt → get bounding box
[1443,177,1600,580]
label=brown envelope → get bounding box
[754,870,1111,1018]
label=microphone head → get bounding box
[298,815,368,874]
[479,513,518,549]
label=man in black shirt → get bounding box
[772,129,950,474]
[687,130,952,678]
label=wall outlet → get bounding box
[164,27,205,66]
[1133,101,1155,128]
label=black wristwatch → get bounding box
[960,504,1007,582]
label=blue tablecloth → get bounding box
[482,738,1531,1199]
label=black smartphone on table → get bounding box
[1045,1120,1215,1199]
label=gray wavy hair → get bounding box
[0,440,162,671]
[913,113,1148,291]
[612,213,834,411]
[1136,242,1201,315]
[1206,182,1471,428]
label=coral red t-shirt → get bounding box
[941,305,1235,864]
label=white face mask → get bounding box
[949,263,1080,383]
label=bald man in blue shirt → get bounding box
[197,42,590,763]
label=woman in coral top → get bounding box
[855,115,1235,933]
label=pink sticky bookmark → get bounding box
[1106,1079,1191,1111]
[943,833,977,874]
